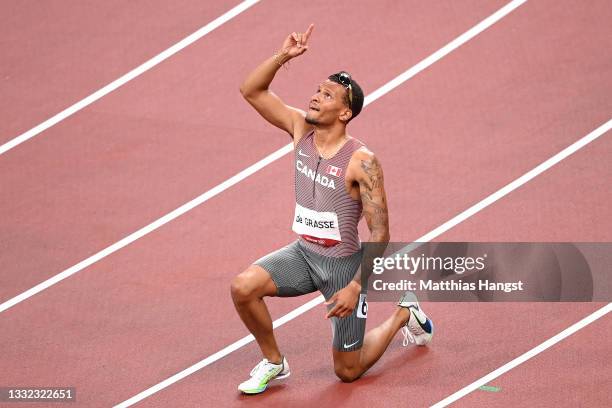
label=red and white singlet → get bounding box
[292,130,364,257]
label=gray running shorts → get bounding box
[254,240,367,352]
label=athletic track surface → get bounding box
[1,1,611,406]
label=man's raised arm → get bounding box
[239,24,314,139]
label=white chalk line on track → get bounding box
[431,303,612,407]
[0,143,292,313]
[0,0,528,314]
[0,0,261,156]
[114,118,612,407]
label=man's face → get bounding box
[305,80,352,125]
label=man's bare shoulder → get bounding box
[347,145,382,180]
[352,145,374,161]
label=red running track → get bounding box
[1,0,611,407]
[0,0,238,143]
[0,0,509,300]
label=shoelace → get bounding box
[401,325,425,346]
[249,359,280,379]
[249,360,265,377]
[401,310,425,346]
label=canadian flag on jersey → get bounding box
[325,165,342,177]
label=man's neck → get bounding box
[313,124,347,152]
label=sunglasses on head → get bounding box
[337,72,353,107]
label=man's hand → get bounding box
[239,24,315,139]
[325,281,361,319]
[279,24,314,60]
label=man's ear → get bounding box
[340,108,353,123]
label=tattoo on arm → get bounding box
[352,155,390,286]
[359,156,389,239]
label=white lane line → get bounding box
[0,0,261,156]
[0,0,528,313]
[418,118,612,244]
[364,0,527,105]
[114,295,324,408]
[0,143,292,313]
[431,303,612,408]
[113,118,612,408]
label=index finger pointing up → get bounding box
[303,23,315,44]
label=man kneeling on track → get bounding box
[231,24,434,394]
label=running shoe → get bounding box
[398,291,434,346]
[238,356,290,394]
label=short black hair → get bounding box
[328,71,364,122]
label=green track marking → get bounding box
[478,385,501,392]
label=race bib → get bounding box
[292,203,342,247]
[356,294,368,318]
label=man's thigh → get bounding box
[328,304,367,352]
[253,241,317,297]
[302,248,367,353]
